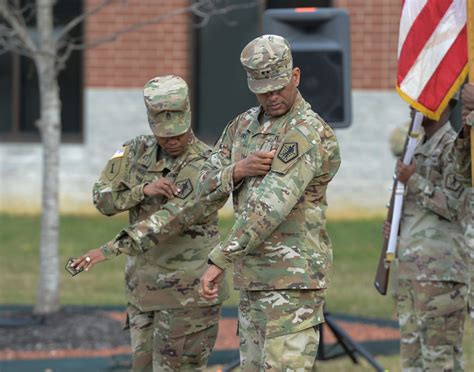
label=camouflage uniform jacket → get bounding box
[198,92,341,291]
[398,122,469,283]
[94,134,228,311]
[455,112,473,237]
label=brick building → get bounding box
[1,0,409,217]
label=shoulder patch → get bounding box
[102,146,130,182]
[277,142,299,163]
[175,179,193,199]
[104,158,122,181]
[271,127,313,174]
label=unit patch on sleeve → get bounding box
[102,146,129,182]
[175,179,193,199]
[277,142,299,163]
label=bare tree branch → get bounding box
[0,32,33,57]
[193,0,260,28]
[55,0,115,44]
[0,0,37,53]
[59,0,259,54]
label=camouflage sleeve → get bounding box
[198,120,239,204]
[451,132,471,181]
[208,126,323,269]
[100,160,225,258]
[93,139,147,216]
[407,137,470,221]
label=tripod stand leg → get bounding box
[324,314,385,372]
[323,317,359,363]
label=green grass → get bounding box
[1,213,472,370]
[326,219,393,318]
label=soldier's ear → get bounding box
[292,68,301,88]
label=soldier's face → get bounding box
[156,130,191,157]
[256,68,300,117]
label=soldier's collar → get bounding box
[151,137,197,172]
[252,91,305,136]
[416,122,451,156]
[136,138,158,167]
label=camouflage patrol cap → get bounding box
[240,34,293,94]
[143,75,191,137]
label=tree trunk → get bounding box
[33,0,61,315]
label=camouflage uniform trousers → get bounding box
[460,188,474,338]
[126,303,221,371]
[468,228,474,339]
[397,279,468,371]
[238,289,325,371]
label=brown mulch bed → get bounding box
[0,308,399,361]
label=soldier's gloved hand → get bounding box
[396,159,416,184]
[461,83,474,111]
[233,150,276,183]
[144,178,179,198]
[72,248,106,272]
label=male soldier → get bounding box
[73,75,228,371]
[198,35,341,370]
[384,100,470,371]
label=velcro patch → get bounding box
[277,142,299,163]
[175,179,193,199]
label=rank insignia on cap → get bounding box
[111,148,125,159]
[277,142,299,163]
[175,179,193,199]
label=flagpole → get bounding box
[467,0,474,186]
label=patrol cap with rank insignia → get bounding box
[240,34,293,94]
[143,75,191,137]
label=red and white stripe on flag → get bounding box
[396,0,468,120]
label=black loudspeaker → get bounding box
[264,8,352,128]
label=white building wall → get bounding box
[0,89,409,218]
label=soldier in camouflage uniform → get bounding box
[386,101,470,371]
[198,35,341,371]
[456,83,474,338]
[73,75,228,371]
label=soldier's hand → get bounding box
[72,248,106,272]
[144,178,179,198]
[461,83,474,111]
[199,264,224,300]
[396,159,416,184]
[382,220,391,239]
[233,150,276,183]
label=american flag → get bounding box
[396,0,468,120]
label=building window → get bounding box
[0,0,83,143]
